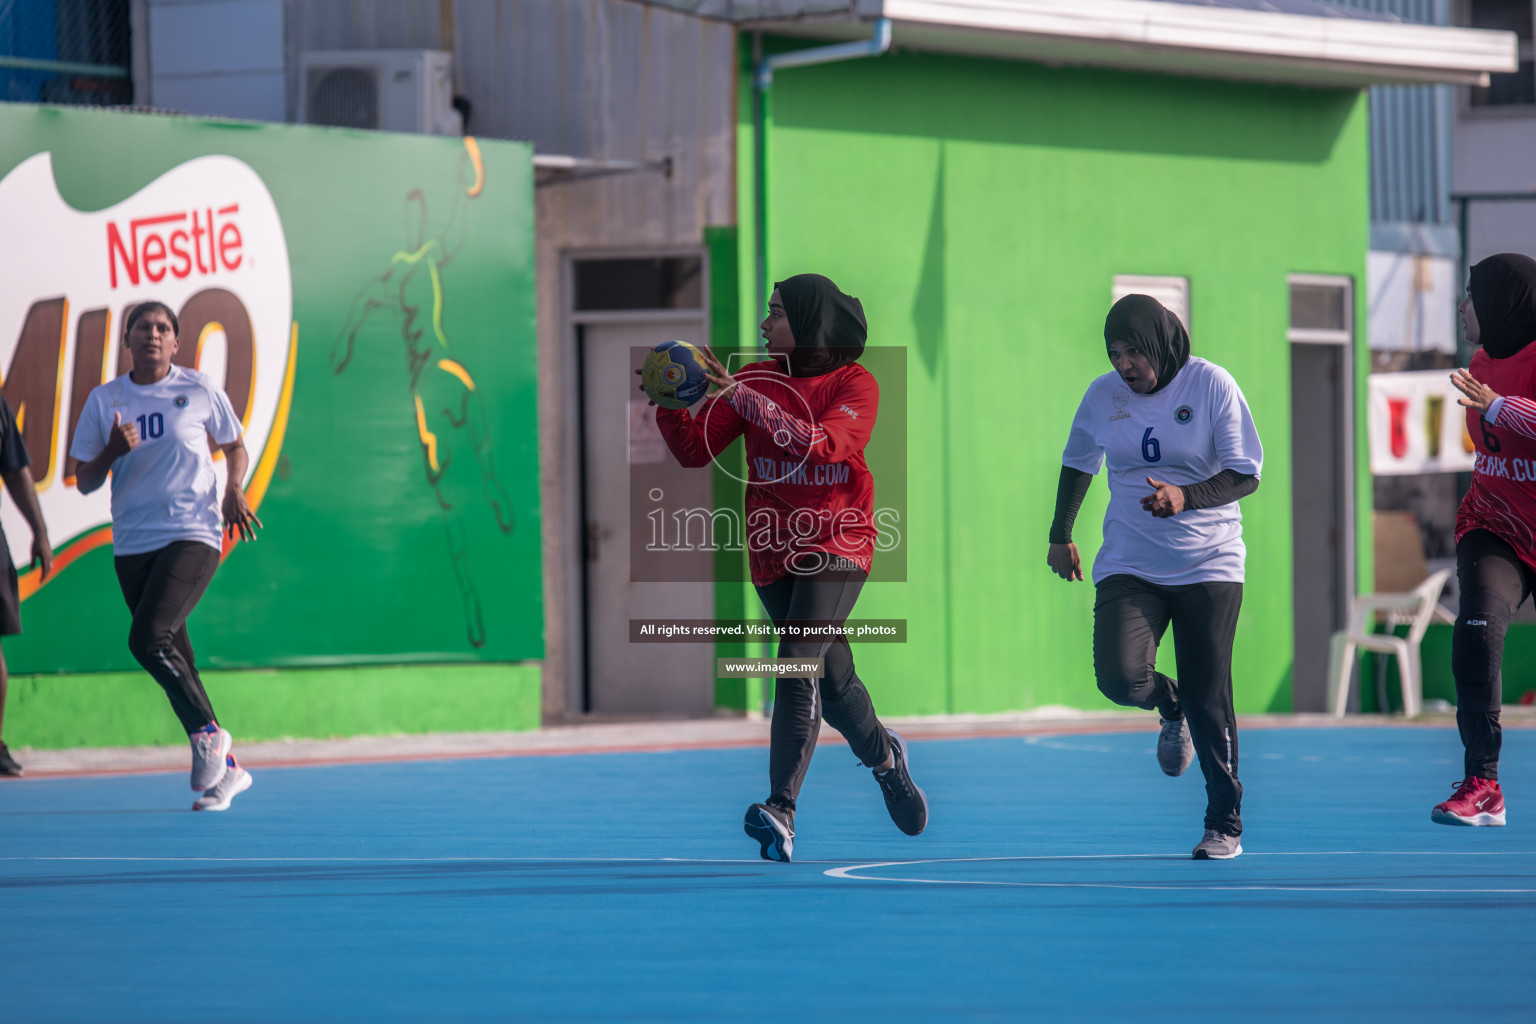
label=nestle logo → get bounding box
[106,204,243,289]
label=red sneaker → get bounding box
[1431,776,1506,827]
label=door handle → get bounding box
[585,521,612,563]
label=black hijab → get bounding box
[1469,253,1536,360]
[1104,294,1190,395]
[773,274,867,377]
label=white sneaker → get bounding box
[1156,717,1194,777]
[193,761,252,812]
[189,725,232,791]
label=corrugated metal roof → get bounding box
[1320,0,1443,23]
[1150,0,1398,20]
[640,0,1413,22]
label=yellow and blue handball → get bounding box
[641,340,709,410]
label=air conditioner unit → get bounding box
[298,50,462,136]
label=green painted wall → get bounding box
[4,663,541,749]
[740,46,1373,715]
[1361,623,1536,712]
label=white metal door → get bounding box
[1287,275,1355,712]
[580,319,715,714]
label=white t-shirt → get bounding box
[70,366,244,556]
[1062,357,1263,585]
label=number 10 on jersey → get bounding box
[136,413,164,440]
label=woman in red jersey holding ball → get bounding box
[1437,253,1536,827]
[641,274,927,863]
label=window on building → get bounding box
[1467,0,1536,107]
[1111,275,1190,334]
[574,257,703,312]
[1288,277,1353,345]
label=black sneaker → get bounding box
[1156,716,1194,777]
[744,803,794,863]
[874,729,928,836]
[0,742,23,777]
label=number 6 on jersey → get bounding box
[1141,427,1161,463]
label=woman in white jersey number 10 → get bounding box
[1048,294,1264,860]
[70,302,263,811]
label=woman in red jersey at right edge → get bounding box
[1439,252,1536,827]
[641,273,927,862]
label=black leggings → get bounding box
[1453,530,1534,781]
[755,559,891,814]
[1093,574,1244,835]
[114,541,221,734]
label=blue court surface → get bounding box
[2,725,1532,1022]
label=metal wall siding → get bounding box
[1326,0,1452,226]
[285,0,733,162]
[1370,82,1451,225]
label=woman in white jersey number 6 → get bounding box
[1048,294,1263,860]
[70,301,262,811]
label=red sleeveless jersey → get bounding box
[656,361,878,585]
[1456,340,1536,571]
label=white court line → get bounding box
[825,854,1536,893]
[829,851,1536,866]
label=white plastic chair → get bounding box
[1327,569,1455,718]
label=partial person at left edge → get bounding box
[0,392,54,777]
[70,301,263,810]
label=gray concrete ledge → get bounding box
[5,706,1530,780]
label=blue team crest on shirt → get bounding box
[174,395,188,408]
[1174,405,1193,424]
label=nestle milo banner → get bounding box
[0,104,540,672]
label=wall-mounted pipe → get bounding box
[743,18,891,714]
[751,19,893,322]
[754,18,893,91]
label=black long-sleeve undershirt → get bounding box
[1049,466,1093,544]
[1049,466,1259,544]
[1182,468,1259,511]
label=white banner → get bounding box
[1367,369,1475,476]
[1366,251,1456,353]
